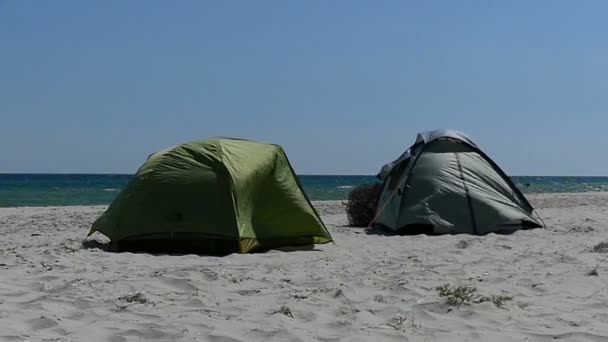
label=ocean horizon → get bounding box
[2,173,608,207]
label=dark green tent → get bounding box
[89,138,332,254]
[373,130,544,235]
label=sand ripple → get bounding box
[1,195,608,341]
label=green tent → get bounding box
[89,137,332,254]
[373,130,543,235]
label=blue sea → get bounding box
[1,174,608,207]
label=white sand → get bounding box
[2,193,608,341]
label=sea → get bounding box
[1,174,608,207]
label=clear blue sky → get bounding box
[1,1,607,175]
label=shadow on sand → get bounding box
[81,239,119,252]
[364,224,529,237]
[81,239,319,256]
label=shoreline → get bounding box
[2,191,608,209]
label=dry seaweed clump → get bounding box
[344,183,382,227]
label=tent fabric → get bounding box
[89,137,332,254]
[377,129,478,180]
[373,130,543,235]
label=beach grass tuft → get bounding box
[436,284,513,308]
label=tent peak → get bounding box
[414,129,477,148]
[377,129,477,180]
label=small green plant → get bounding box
[436,284,513,308]
[271,305,293,318]
[592,241,608,254]
[436,284,477,306]
[479,294,513,308]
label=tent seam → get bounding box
[216,139,244,252]
[455,152,478,234]
[394,147,426,230]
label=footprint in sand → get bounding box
[27,316,58,330]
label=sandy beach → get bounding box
[2,192,608,341]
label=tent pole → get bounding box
[366,174,411,230]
